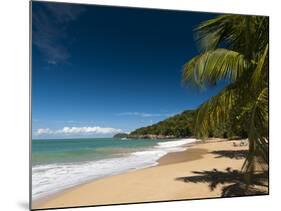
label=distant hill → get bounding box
[113,133,128,139]
[129,110,195,138]
[128,108,247,139]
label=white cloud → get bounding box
[33,3,86,64]
[36,128,52,135]
[117,112,172,118]
[35,126,122,136]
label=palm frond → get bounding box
[193,83,239,137]
[183,49,250,87]
[195,15,268,59]
[183,14,269,181]
[242,87,269,173]
[252,44,269,88]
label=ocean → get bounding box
[32,138,196,200]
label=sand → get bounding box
[33,139,259,210]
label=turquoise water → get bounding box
[32,138,160,166]
[32,138,196,200]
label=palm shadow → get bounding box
[176,168,268,197]
[211,150,248,159]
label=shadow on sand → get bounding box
[210,150,248,160]
[176,168,268,197]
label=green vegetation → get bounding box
[182,15,269,176]
[113,133,128,139]
[129,110,194,138]
[128,15,268,189]
[129,109,247,139]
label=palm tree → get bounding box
[182,15,269,178]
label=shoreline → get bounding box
[33,138,265,210]
[32,138,197,205]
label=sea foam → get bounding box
[32,138,197,200]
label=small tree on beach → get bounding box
[182,15,269,177]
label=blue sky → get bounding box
[32,2,226,139]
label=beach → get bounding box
[33,139,264,210]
